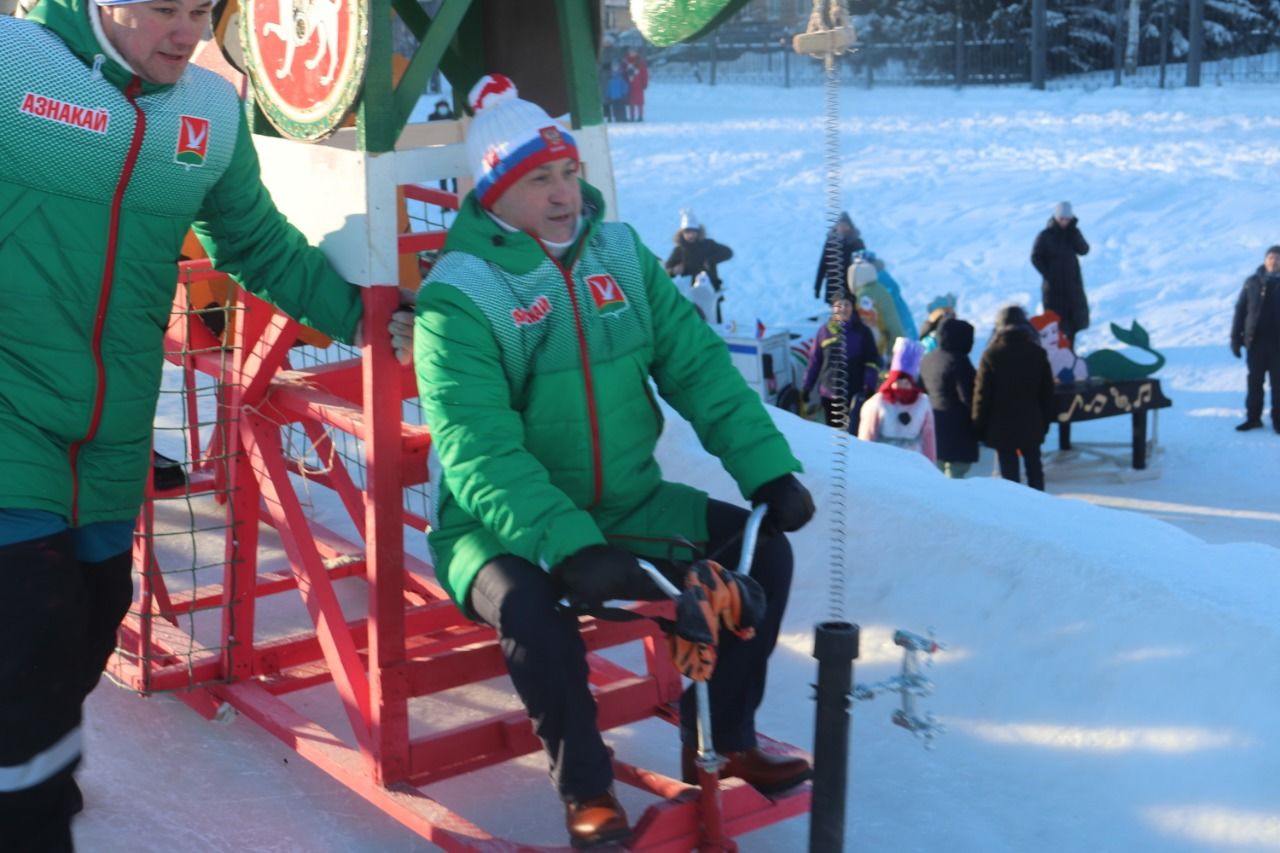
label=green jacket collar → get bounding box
[443,181,608,276]
[27,0,171,96]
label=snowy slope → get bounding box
[78,81,1280,852]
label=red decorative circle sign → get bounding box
[241,0,369,141]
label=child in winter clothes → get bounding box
[919,317,979,478]
[664,209,733,290]
[801,295,882,429]
[972,305,1057,490]
[858,339,937,462]
[605,61,629,122]
[664,210,733,323]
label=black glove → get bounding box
[550,544,651,609]
[1231,342,1243,359]
[750,474,815,535]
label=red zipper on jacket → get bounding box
[68,76,145,526]
[540,240,604,508]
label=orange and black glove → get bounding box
[668,560,767,681]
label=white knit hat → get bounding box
[679,209,700,230]
[1053,200,1074,219]
[465,74,579,209]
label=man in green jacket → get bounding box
[0,0,408,844]
[415,74,815,849]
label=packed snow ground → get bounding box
[79,81,1280,851]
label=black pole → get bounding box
[784,39,791,89]
[1187,0,1204,87]
[809,621,860,853]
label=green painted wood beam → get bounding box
[391,0,430,39]
[358,0,397,152]
[439,4,486,116]
[393,0,476,134]
[554,0,603,129]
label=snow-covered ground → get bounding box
[78,81,1280,852]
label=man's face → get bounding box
[833,298,854,321]
[98,0,211,85]
[1054,215,1073,228]
[681,227,699,242]
[1265,251,1280,274]
[491,157,582,243]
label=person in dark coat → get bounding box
[919,317,979,478]
[1230,244,1280,432]
[801,295,882,429]
[972,305,1057,491]
[813,211,866,301]
[664,209,733,291]
[1031,201,1090,343]
[427,98,453,121]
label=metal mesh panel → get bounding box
[111,272,245,695]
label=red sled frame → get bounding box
[110,187,811,850]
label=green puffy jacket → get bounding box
[0,0,362,528]
[415,183,801,612]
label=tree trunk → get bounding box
[1124,0,1142,74]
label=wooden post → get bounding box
[1132,410,1148,469]
[554,0,605,128]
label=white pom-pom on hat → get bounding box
[468,74,518,113]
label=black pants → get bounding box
[1245,339,1280,426]
[0,533,134,851]
[996,444,1045,491]
[467,499,793,802]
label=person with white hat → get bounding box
[664,208,733,287]
[0,0,409,842]
[414,73,815,849]
[1031,200,1092,343]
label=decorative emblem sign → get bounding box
[240,0,369,141]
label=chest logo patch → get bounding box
[586,274,628,315]
[19,92,109,135]
[175,115,210,166]
[513,295,552,327]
